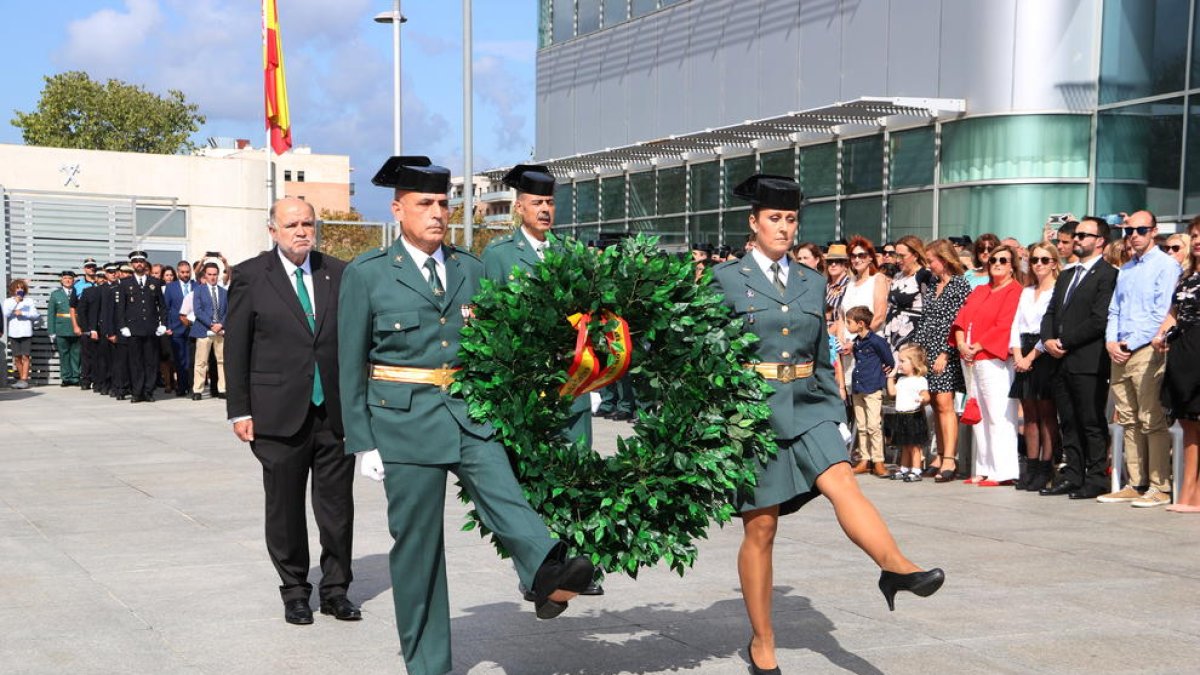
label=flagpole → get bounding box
[263,0,273,220]
[463,0,473,250]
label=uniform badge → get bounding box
[394,255,404,263]
[746,289,755,298]
[149,284,156,291]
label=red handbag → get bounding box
[960,397,982,425]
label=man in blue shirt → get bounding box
[1102,210,1181,507]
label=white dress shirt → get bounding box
[400,237,446,289]
[277,249,316,316]
[749,248,790,288]
[521,226,548,260]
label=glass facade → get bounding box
[540,0,692,47]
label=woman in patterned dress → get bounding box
[911,239,970,481]
[883,236,933,356]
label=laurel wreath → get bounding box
[454,234,777,578]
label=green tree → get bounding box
[11,71,206,154]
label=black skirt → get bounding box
[890,409,929,446]
[1163,325,1200,421]
[1009,333,1058,400]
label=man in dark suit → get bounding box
[189,263,228,400]
[1040,217,1118,499]
[164,260,195,396]
[115,251,168,402]
[79,269,109,393]
[224,196,358,626]
[105,264,132,400]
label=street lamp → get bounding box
[374,2,407,155]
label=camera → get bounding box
[205,251,222,258]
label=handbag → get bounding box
[959,358,981,425]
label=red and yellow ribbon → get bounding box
[558,310,632,399]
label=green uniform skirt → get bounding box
[737,420,848,517]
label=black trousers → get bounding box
[111,340,130,395]
[93,338,111,392]
[127,334,159,397]
[80,336,94,385]
[249,405,355,603]
[1052,368,1110,492]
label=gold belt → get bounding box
[749,361,814,383]
[370,364,460,390]
[55,313,71,317]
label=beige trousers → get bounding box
[192,335,226,395]
[1110,346,1172,492]
[853,390,884,463]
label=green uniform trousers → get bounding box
[382,436,558,675]
[55,336,81,383]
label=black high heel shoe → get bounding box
[878,568,945,611]
[747,639,781,675]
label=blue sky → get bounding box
[0,0,538,220]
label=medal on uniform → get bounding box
[461,304,476,323]
[746,290,755,298]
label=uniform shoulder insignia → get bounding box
[448,244,481,262]
[351,246,388,265]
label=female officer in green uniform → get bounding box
[712,175,945,675]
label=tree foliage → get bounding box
[11,71,206,154]
[317,209,382,262]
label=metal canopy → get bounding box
[482,96,965,181]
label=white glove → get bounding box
[120,327,132,338]
[838,422,853,445]
[49,334,56,342]
[359,449,385,481]
[155,325,167,336]
[206,330,215,337]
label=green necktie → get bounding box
[770,261,786,295]
[293,268,324,406]
[424,257,444,305]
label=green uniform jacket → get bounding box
[338,238,492,463]
[482,231,540,285]
[47,288,76,336]
[712,257,845,440]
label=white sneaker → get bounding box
[1096,485,1142,503]
[1131,487,1170,508]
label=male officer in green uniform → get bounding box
[48,270,82,385]
[338,156,596,675]
[482,164,593,446]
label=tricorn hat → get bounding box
[59,270,77,278]
[372,155,451,193]
[501,164,556,196]
[731,174,803,211]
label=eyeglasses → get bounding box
[990,257,1012,266]
[1072,231,1100,240]
[850,252,871,260]
[1030,256,1056,266]
[1161,244,1183,253]
[978,244,995,252]
[883,249,896,256]
[1122,226,1152,237]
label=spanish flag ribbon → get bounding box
[263,0,292,154]
[558,310,632,399]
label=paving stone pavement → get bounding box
[3,385,1200,674]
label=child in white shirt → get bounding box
[887,344,931,481]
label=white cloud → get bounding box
[56,0,163,74]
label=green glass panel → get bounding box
[604,0,627,26]
[1096,98,1183,216]
[722,156,755,208]
[601,175,626,221]
[578,0,601,35]
[939,184,1088,243]
[722,208,751,245]
[689,161,720,211]
[890,128,935,189]
[942,115,1091,183]
[553,183,574,226]
[842,136,883,195]
[576,180,599,223]
[632,0,658,17]
[552,0,574,42]
[798,144,836,198]
[887,192,933,242]
[800,201,837,246]
[538,0,553,48]
[759,149,795,179]
[658,166,686,214]
[629,171,655,218]
[633,216,685,246]
[135,207,187,237]
[1099,0,1188,103]
[842,197,883,242]
[692,212,719,244]
[1184,100,1200,212]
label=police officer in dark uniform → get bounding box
[80,268,110,394]
[116,251,169,402]
[105,263,133,400]
[76,259,99,388]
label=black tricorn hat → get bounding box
[731,174,803,211]
[128,250,149,262]
[691,242,713,254]
[372,155,451,193]
[502,164,556,196]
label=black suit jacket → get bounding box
[225,248,346,438]
[1041,260,1119,375]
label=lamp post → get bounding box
[374,1,407,155]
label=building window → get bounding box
[629,170,655,217]
[721,155,755,208]
[578,0,601,35]
[801,201,837,246]
[841,136,883,195]
[134,206,188,237]
[888,191,934,242]
[601,175,626,223]
[632,0,658,18]
[576,180,599,223]
[1097,98,1185,217]
[552,0,574,43]
[603,0,627,26]
[842,197,883,242]
[941,115,1090,184]
[890,128,935,189]
[759,149,795,180]
[940,184,1088,241]
[798,144,837,198]
[657,166,686,214]
[692,212,719,244]
[1100,0,1189,104]
[284,170,293,181]
[554,183,574,225]
[689,161,719,212]
[297,170,306,182]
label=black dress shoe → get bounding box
[878,568,945,611]
[319,596,362,621]
[215,392,226,399]
[580,581,604,596]
[747,639,781,675]
[530,546,594,620]
[130,395,145,403]
[284,599,313,625]
[116,394,127,401]
[1039,482,1079,496]
[192,393,203,401]
[1069,487,1105,500]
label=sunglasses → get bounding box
[1030,256,1056,266]
[828,259,847,265]
[850,252,871,260]
[883,249,896,256]
[1122,226,1152,237]
[978,244,995,252]
[1161,244,1183,253]
[1073,231,1100,240]
[990,257,1012,266]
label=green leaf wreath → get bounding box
[454,234,777,578]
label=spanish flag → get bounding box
[263,0,292,154]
